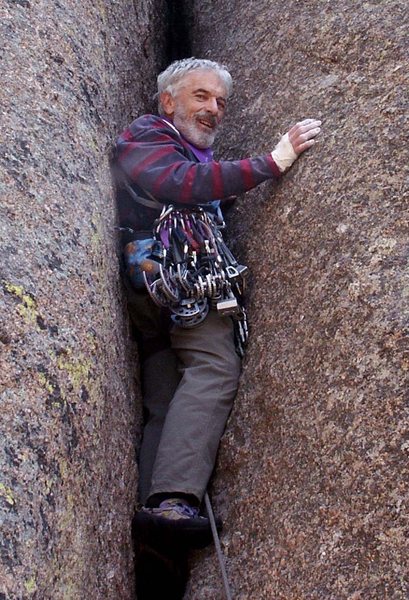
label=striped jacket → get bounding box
[114,114,281,239]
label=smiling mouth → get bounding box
[197,118,216,130]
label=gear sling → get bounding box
[123,192,249,356]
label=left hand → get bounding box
[288,119,322,155]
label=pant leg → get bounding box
[138,348,181,504]
[148,311,241,503]
[124,280,181,503]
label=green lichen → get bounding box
[0,483,15,506]
[89,136,98,152]
[86,331,98,352]
[38,372,55,394]
[3,281,38,324]
[58,458,68,479]
[24,577,37,594]
[56,350,92,392]
[44,478,53,495]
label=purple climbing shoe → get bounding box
[133,498,220,550]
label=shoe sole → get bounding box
[133,511,215,550]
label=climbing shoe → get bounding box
[133,498,219,550]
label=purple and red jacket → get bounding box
[114,114,281,240]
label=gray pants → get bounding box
[128,286,241,505]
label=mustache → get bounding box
[195,112,219,127]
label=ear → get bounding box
[160,91,175,117]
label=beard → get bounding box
[173,107,220,149]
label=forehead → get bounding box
[177,69,228,98]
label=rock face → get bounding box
[0,1,166,598]
[187,2,408,598]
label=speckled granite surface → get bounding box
[187,2,408,598]
[0,1,166,598]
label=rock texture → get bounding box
[0,1,166,598]
[187,2,408,598]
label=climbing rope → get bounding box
[204,492,233,600]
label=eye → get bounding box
[195,93,207,101]
[217,99,226,110]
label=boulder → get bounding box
[0,1,166,597]
[187,2,408,598]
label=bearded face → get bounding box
[173,105,220,148]
[162,69,227,149]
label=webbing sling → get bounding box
[124,181,163,210]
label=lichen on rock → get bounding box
[0,1,167,598]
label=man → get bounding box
[115,58,321,546]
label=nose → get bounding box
[206,96,219,115]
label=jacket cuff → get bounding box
[265,153,283,178]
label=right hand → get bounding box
[288,119,322,155]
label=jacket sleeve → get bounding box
[115,115,282,205]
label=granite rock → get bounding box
[0,1,166,598]
[187,2,408,598]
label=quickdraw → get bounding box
[125,204,249,354]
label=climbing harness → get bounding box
[124,203,249,355]
[205,492,233,600]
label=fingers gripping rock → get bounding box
[289,119,322,155]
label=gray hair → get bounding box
[157,57,233,113]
